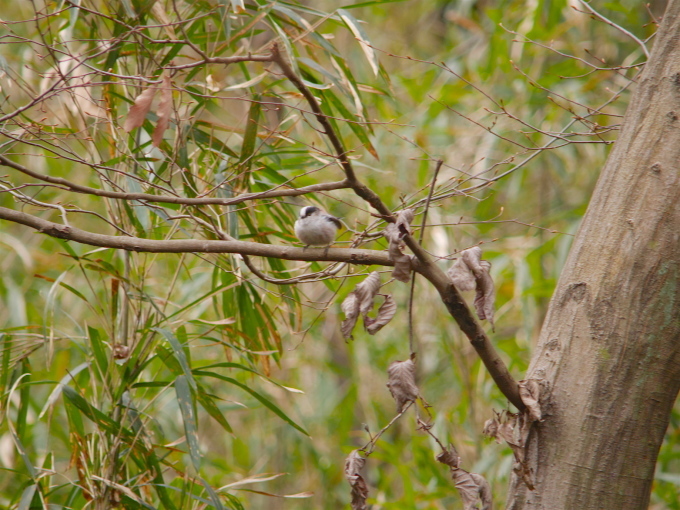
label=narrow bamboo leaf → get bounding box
[88,326,108,379]
[188,127,238,157]
[91,475,156,510]
[64,396,85,437]
[38,362,90,419]
[193,371,308,436]
[338,9,380,76]
[121,391,144,434]
[201,477,226,510]
[196,385,233,433]
[7,373,36,479]
[16,361,30,443]
[239,96,261,169]
[155,344,183,376]
[0,333,10,404]
[196,362,303,393]
[62,386,134,439]
[17,484,38,510]
[175,374,201,471]
[323,90,378,159]
[153,328,197,391]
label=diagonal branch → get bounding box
[270,43,525,410]
[269,43,393,220]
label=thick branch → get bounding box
[0,206,392,266]
[0,154,348,206]
[270,45,523,407]
[407,236,525,411]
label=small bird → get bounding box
[294,206,342,247]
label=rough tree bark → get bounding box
[507,2,680,508]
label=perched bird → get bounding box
[294,206,342,247]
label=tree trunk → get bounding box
[507,2,680,508]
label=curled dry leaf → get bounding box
[124,85,157,132]
[518,379,542,422]
[482,417,500,443]
[436,444,460,469]
[152,74,173,147]
[341,272,397,338]
[386,358,419,411]
[447,257,476,291]
[448,247,496,330]
[357,271,381,316]
[384,208,415,282]
[340,272,382,339]
[452,469,493,510]
[364,294,397,335]
[344,450,368,510]
[483,410,535,490]
[341,292,360,339]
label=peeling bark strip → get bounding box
[507,1,680,508]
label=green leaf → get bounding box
[337,9,379,76]
[17,484,38,510]
[193,370,308,436]
[153,328,197,391]
[239,95,262,170]
[196,385,233,433]
[175,374,201,471]
[88,326,108,379]
[61,386,134,439]
[38,362,90,419]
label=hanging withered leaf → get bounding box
[436,444,461,469]
[447,247,496,330]
[482,410,535,490]
[124,84,157,132]
[386,358,419,412]
[518,379,542,422]
[364,294,397,335]
[152,74,173,147]
[341,272,380,339]
[482,416,500,443]
[341,272,397,338]
[344,449,368,510]
[341,292,360,339]
[451,469,493,510]
[384,209,416,282]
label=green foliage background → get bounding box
[0,0,677,508]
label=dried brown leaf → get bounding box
[473,259,495,330]
[386,358,419,411]
[356,271,381,316]
[340,292,360,339]
[365,294,397,334]
[124,85,157,132]
[340,272,382,339]
[383,209,415,282]
[452,468,493,510]
[471,473,493,510]
[447,257,476,291]
[449,247,496,330]
[482,417,500,443]
[152,75,172,147]
[389,242,415,283]
[436,444,460,469]
[344,450,368,510]
[519,379,542,422]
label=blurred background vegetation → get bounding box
[0,0,677,508]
